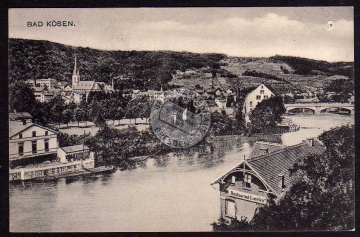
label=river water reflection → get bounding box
[9,114,354,232]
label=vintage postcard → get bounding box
[8,7,354,232]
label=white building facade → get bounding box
[243,84,275,122]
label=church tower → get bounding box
[72,54,80,87]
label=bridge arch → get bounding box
[286,107,315,115]
[320,107,352,115]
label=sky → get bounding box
[9,7,354,62]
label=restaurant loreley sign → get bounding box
[229,190,267,205]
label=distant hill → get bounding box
[9,39,353,93]
[269,55,354,79]
[9,38,226,88]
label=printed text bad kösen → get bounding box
[27,21,75,27]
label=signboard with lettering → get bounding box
[229,190,267,204]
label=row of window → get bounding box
[18,131,49,139]
[249,95,269,108]
[256,95,269,100]
[18,139,49,156]
[231,174,252,188]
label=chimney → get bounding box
[306,138,315,147]
[260,147,269,155]
[278,173,285,189]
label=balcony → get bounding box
[9,148,58,161]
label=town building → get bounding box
[26,78,58,89]
[242,84,275,122]
[211,138,324,223]
[132,88,164,101]
[71,55,114,104]
[9,112,33,124]
[9,116,58,165]
[8,113,97,181]
[33,87,56,103]
[57,144,90,162]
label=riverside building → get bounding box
[9,112,95,181]
[211,138,324,223]
[242,83,275,122]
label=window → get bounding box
[44,139,49,152]
[18,143,24,156]
[32,141,37,154]
[264,95,269,99]
[32,131,36,137]
[225,200,236,218]
[19,133,23,139]
[45,131,48,136]
[249,101,253,107]
[231,176,236,184]
[244,174,252,188]
[260,90,264,94]
[256,95,261,100]
[260,148,268,155]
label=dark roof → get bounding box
[247,139,324,195]
[212,138,325,196]
[61,144,89,154]
[249,141,286,159]
[73,81,95,90]
[9,112,33,120]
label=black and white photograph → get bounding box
[7,7,355,232]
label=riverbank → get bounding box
[10,114,354,232]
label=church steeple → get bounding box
[72,54,80,87]
[73,54,77,74]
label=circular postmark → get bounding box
[150,88,211,148]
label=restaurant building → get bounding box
[211,138,324,223]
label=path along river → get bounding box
[10,113,354,232]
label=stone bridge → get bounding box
[284,103,354,115]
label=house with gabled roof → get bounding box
[9,118,58,164]
[211,138,324,222]
[242,83,275,122]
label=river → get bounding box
[9,114,354,232]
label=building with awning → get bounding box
[211,138,324,223]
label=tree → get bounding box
[115,107,124,125]
[93,112,106,129]
[233,98,246,134]
[139,97,152,123]
[62,108,73,127]
[9,81,36,113]
[209,112,237,136]
[58,132,82,147]
[48,95,65,128]
[125,96,148,124]
[248,96,285,134]
[90,126,144,170]
[73,107,85,127]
